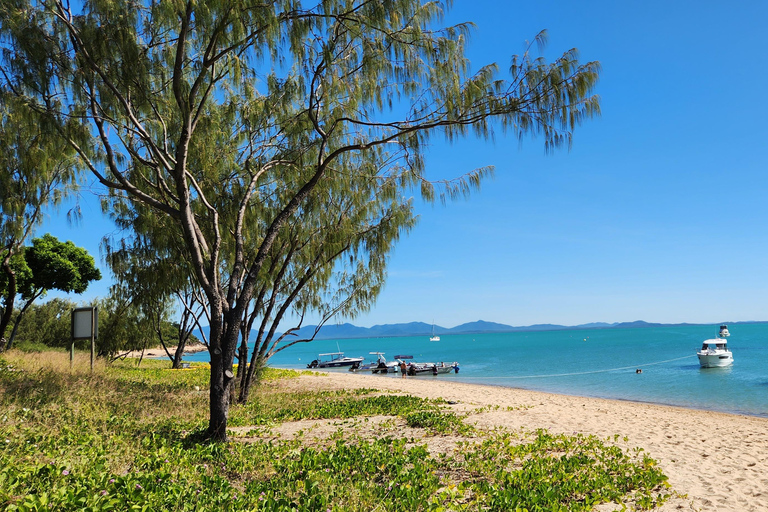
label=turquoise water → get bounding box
[185,323,768,417]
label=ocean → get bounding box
[184,323,768,417]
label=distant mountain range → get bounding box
[293,319,684,339]
[196,319,761,341]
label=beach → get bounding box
[284,370,768,511]
[125,343,208,359]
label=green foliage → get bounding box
[232,390,453,428]
[0,253,30,298]
[0,354,671,511]
[0,89,82,343]
[1,234,99,349]
[405,410,474,435]
[92,293,169,358]
[3,294,196,356]
[21,234,101,297]
[462,430,671,511]
[10,298,75,349]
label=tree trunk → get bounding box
[235,323,250,404]
[172,327,189,369]
[0,258,17,349]
[7,293,43,350]
[172,298,199,369]
[6,311,23,350]
[172,343,185,369]
[206,311,240,442]
[208,348,230,441]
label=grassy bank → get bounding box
[0,351,671,511]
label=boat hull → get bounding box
[697,352,733,368]
[315,360,361,368]
[350,362,399,373]
[308,356,364,368]
[371,366,398,374]
[406,362,458,376]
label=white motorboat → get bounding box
[307,352,364,369]
[697,337,733,368]
[349,352,400,373]
[718,324,730,337]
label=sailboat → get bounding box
[429,321,440,342]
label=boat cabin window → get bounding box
[701,343,708,350]
[716,344,725,350]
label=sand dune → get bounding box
[293,371,768,511]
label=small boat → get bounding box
[307,352,364,369]
[349,352,400,373]
[697,326,733,368]
[429,321,440,342]
[406,361,459,376]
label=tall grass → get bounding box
[0,350,671,511]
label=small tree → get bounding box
[104,211,209,368]
[2,234,101,349]
[164,286,208,368]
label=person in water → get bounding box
[399,360,407,378]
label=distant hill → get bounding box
[194,319,761,341]
[447,320,513,333]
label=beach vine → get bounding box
[1,351,671,511]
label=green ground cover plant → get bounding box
[0,351,670,511]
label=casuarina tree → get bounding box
[0,0,600,441]
[0,89,82,348]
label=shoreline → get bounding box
[180,354,767,419]
[296,370,768,511]
[294,366,768,420]
[304,367,766,420]
[460,378,768,420]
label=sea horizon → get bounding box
[193,318,768,342]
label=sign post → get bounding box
[71,307,98,372]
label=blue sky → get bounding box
[39,0,768,328]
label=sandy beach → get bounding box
[125,343,208,359]
[279,370,768,511]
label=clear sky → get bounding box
[38,0,768,328]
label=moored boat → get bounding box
[307,352,364,369]
[349,352,400,373]
[697,340,733,367]
[697,326,733,368]
[406,361,459,376]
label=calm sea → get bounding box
[185,323,768,417]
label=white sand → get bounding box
[126,343,207,359]
[291,370,768,511]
